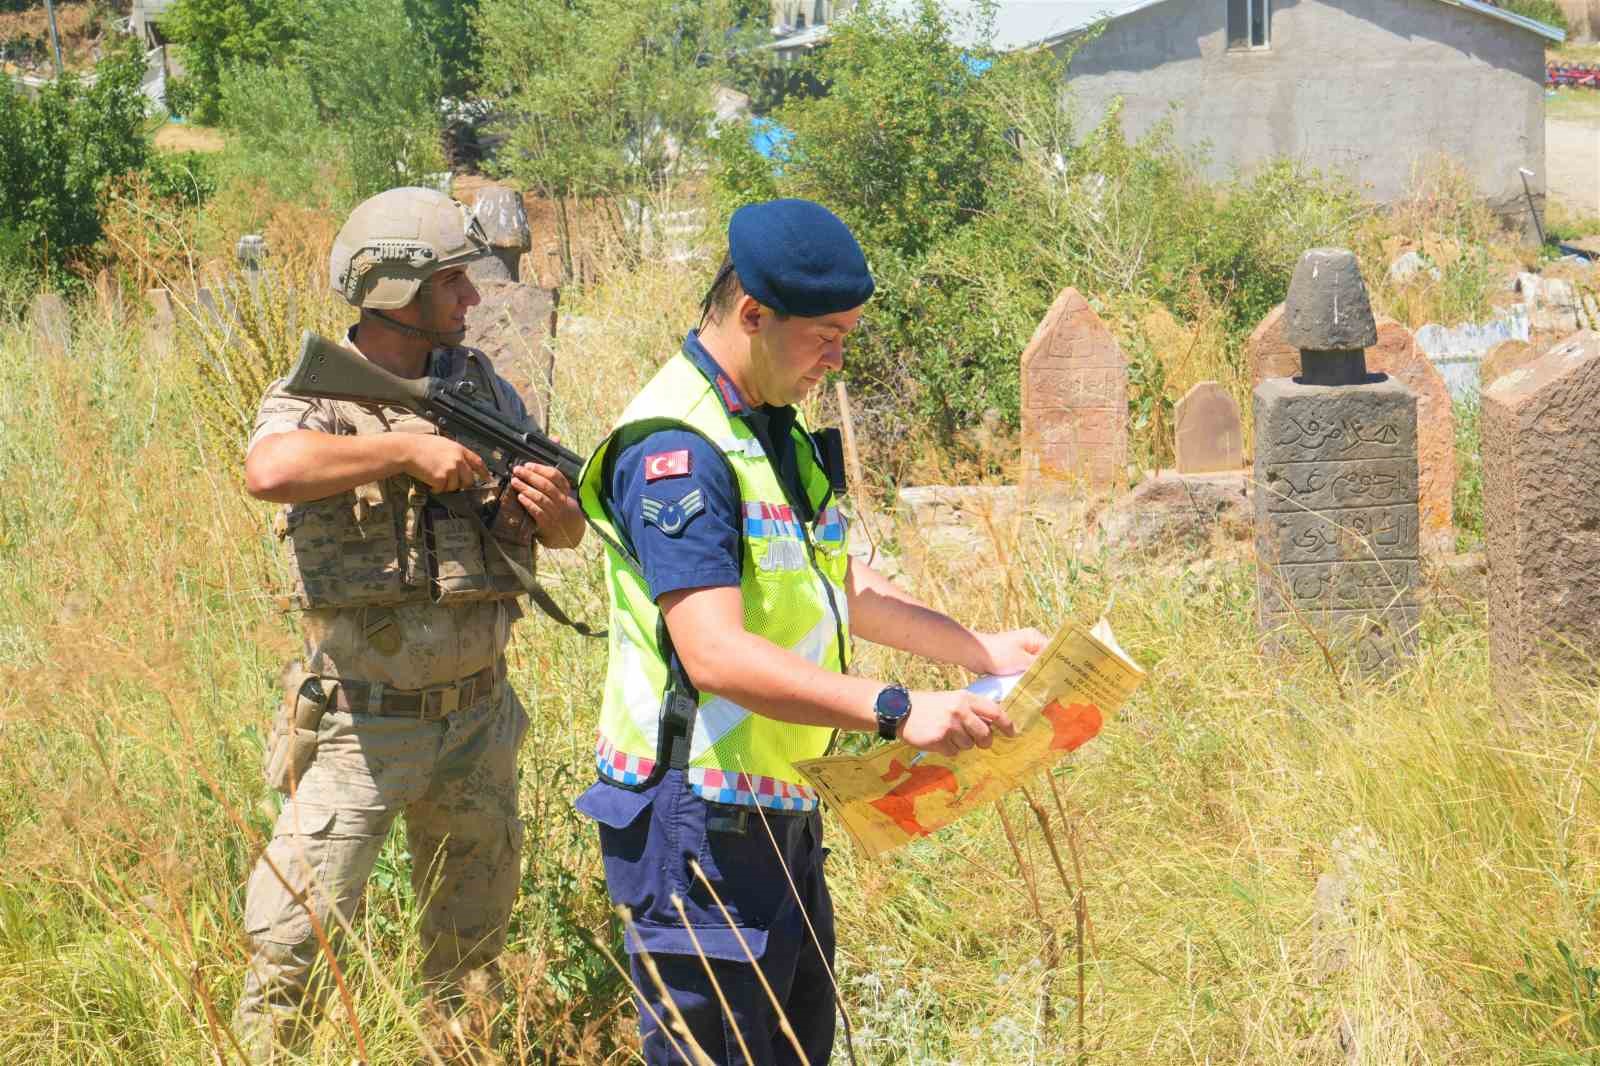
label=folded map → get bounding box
[795,618,1146,859]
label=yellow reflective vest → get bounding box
[578,352,850,810]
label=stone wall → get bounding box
[1059,0,1548,219]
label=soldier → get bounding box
[573,198,1046,1064]
[233,186,586,1058]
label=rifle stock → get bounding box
[284,330,584,485]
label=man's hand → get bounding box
[971,628,1049,676]
[899,690,1017,757]
[401,434,488,493]
[511,461,586,548]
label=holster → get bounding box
[264,660,329,795]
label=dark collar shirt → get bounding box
[607,331,809,602]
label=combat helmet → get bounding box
[329,186,491,323]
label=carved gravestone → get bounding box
[28,293,71,357]
[1366,317,1456,553]
[1020,287,1128,493]
[1248,303,1301,386]
[1175,381,1242,474]
[1254,250,1421,671]
[1481,332,1600,680]
[470,186,532,284]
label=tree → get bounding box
[164,0,308,123]
[0,40,149,294]
[477,0,753,278]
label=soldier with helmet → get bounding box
[233,186,586,1057]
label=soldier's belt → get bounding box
[325,661,503,720]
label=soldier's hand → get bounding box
[899,690,1016,758]
[401,434,489,493]
[511,461,586,549]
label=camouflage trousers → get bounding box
[232,680,529,1060]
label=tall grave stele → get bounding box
[1020,287,1128,495]
[1254,249,1421,670]
[1481,332,1600,681]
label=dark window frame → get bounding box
[1227,0,1271,50]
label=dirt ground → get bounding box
[153,123,227,154]
[0,2,103,75]
[1547,116,1600,220]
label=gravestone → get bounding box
[1254,249,1421,671]
[1248,303,1302,386]
[1481,332,1600,679]
[471,186,532,284]
[1366,317,1456,553]
[145,287,176,356]
[28,293,70,357]
[1020,287,1128,493]
[1175,381,1242,474]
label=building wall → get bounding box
[1059,0,1548,213]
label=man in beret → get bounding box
[573,198,1046,1063]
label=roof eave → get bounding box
[1425,0,1564,42]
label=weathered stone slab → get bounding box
[463,282,556,428]
[1365,318,1455,553]
[1175,381,1242,474]
[27,293,70,357]
[1481,331,1600,679]
[1020,288,1128,493]
[471,185,532,284]
[1249,303,1301,387]
[1255,373,1420,669]
[1096,471,1251,553]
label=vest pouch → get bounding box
[428,486,529,604]
[280,480,411,609]
[265,661,327,795]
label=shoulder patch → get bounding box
[641,490,706,536]
[644,449,691,481]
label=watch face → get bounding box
[877,686,911,718]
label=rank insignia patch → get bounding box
[642,490,705,536]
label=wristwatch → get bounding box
[873,684,912,741]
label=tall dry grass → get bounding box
[2,252,1599,1066]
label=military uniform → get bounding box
[234,340,533,1052]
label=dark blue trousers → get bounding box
[577,771,836,1066]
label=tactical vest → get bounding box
[275,347,529,610]
[578,353,850,811]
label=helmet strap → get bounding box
[362,308,465,347]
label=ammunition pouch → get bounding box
[265,661,329,795]
[426,485,531,604]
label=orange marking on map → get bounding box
[870,758,960,837]
[1042,700,1103,752]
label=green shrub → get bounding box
[163,0,309,124]
[0,42,149,286]
[145,150,218,207]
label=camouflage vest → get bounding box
[274,347,529,610]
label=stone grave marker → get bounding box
[1248,303,1301,386]
[28,293,70,357]
[1175,381,1242,474]
[1020,287,1128,493]
[471,186,532,284]
[1481,331,1600,680]
[1366,317,1456,553]
[1254,249,1420,671]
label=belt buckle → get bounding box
[421,683,461,721]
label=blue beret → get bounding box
[728,199,874,317]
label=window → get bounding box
[1227,0,1270,49]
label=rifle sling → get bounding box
[432,494,606,640]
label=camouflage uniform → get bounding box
[234,342,534,1057]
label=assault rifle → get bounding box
[285,330,584,485]
[284,331,603,637]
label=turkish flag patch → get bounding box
[644,449,691,481]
